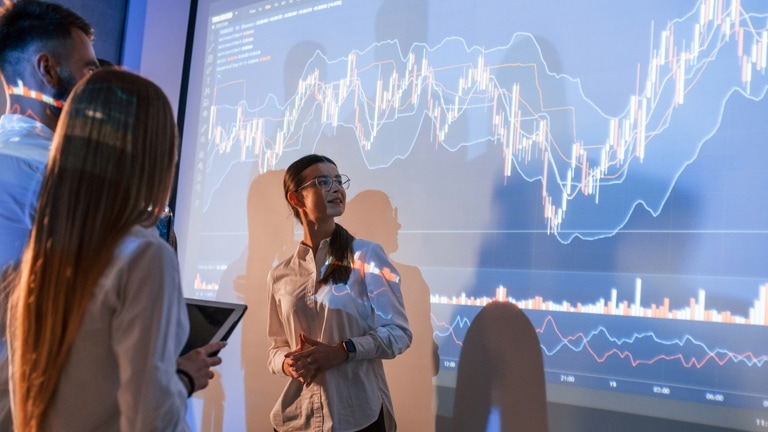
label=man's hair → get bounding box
[0,0,94,81]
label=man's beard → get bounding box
[51,66,78,105]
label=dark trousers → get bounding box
[358,406,386,432]
[274,406,385,432]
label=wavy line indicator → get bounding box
[202,0,768,242]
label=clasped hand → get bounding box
[284,333,346,387]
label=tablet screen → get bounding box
[181,299,246,356]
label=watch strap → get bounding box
[342,339,357,361]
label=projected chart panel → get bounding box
[196,0,768,243]
[433,305,768,430]
[174,0,768,430]
[429,269,768,430]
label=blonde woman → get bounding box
[8,69,198,432]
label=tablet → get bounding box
[181,298,247,356]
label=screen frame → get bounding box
[169,1,768,430]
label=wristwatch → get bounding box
[342,339,357,361]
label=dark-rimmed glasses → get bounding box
[295,174,351,192]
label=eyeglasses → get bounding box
[295,174,351,192]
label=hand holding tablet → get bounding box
[181,298,247,356]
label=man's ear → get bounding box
[34,52,60,90]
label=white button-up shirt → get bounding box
[268,237,412,431]
[39,225,190,431]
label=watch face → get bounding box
[345,340,356,353]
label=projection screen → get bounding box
[174,0,768,430]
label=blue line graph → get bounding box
[432,304,768,407]
[538,315,768,369]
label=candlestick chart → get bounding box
[175,0,768,430]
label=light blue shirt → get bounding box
[0,114,52,431]
[0,114,53,273]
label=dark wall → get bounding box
[54,0,127,64]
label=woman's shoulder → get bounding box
[113,225,177,264]
[351,238,392,264]
[268,245,300,275]
[352,237,385,253]
[95,225,181,303]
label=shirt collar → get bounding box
[0,114,55,140]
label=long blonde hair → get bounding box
[8,69,178,432]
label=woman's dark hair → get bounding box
[284,154,355,285]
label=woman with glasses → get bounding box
[267,154,412,432]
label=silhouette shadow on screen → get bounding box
[339,189,439,431]
[236,169,294,431]
[452,302,548,432]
